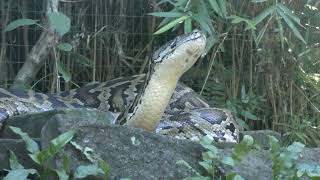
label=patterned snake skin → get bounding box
[0,30,239,143]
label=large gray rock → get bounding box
[1,109,320,180]
[41,112,205,179]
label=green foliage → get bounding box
[74,164,105,178]
[48,12,71,36]
[178,135,255,179]
[4,11,74,85]
[226,93,266,130]
[155,1,319,146]
[269,136,320,179]
[251,2,306,46]
[57,61,72,82]
[8,127,40,154]
[4,19,38,32]
[57,43,73,52]
[179,135,320,179]
[282,118,320,149]
[150,0,229,51]
[3,126,109,180]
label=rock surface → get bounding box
[41,112,205,179]
[1,109,320,180]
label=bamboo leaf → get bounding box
[208,0,223,18]
[154,15,189,34]
[148,12,184,18]
[192,14,213,34]
[276,15,285,49]
[240,110,258,120]
[184,17,192,33]
[277,3,301,26]
[229,15,256,30]
[253,5,275,25]
[276,8,306,44]
[217,0,227,18]
[5,19,38,32]
[255,18,270,46]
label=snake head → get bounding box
[152,29,207,76]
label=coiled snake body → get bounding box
[0,30,239,143]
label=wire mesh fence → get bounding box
[0,0,176,92]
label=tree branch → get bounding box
[11,0,60,90]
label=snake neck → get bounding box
[125,64,182,131]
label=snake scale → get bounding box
[0,30,239,143]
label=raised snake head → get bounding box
[151,29,207,76]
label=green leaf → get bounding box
[240,110,258,120]
[30,129,75,165]
[254,18,270,46]
[9,126,39,154]
[74,164,104,178]
[192,14,213,34]
[269,136,280,154]
[217,0,227,18]
[154,15,189,34]
[253,6,275,25]
[200,136,213,146]
[208,0,223,18]
[184,18,192,33]
[221,156,235,167]
[148,12,184,17]
[232,135,254,162]
[199,161,213,173]
[202,144,218,155]
[57,43,73,51]
[4,169,37,180]
[73,53,94,67]
[287,142,305,154]
[276,4,301,25]
[276,7,306,44]
[48,12,71,36]
[226,172,245,180]
[54,169,69,180]
[276,15,285,49]
[9,151,24,170]
[99,159,110,177]
[229,15,256,30]
[51,129,76,150]
[57,61,72,82]
[4,19,38,32]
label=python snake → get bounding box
[0,30,239,143]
